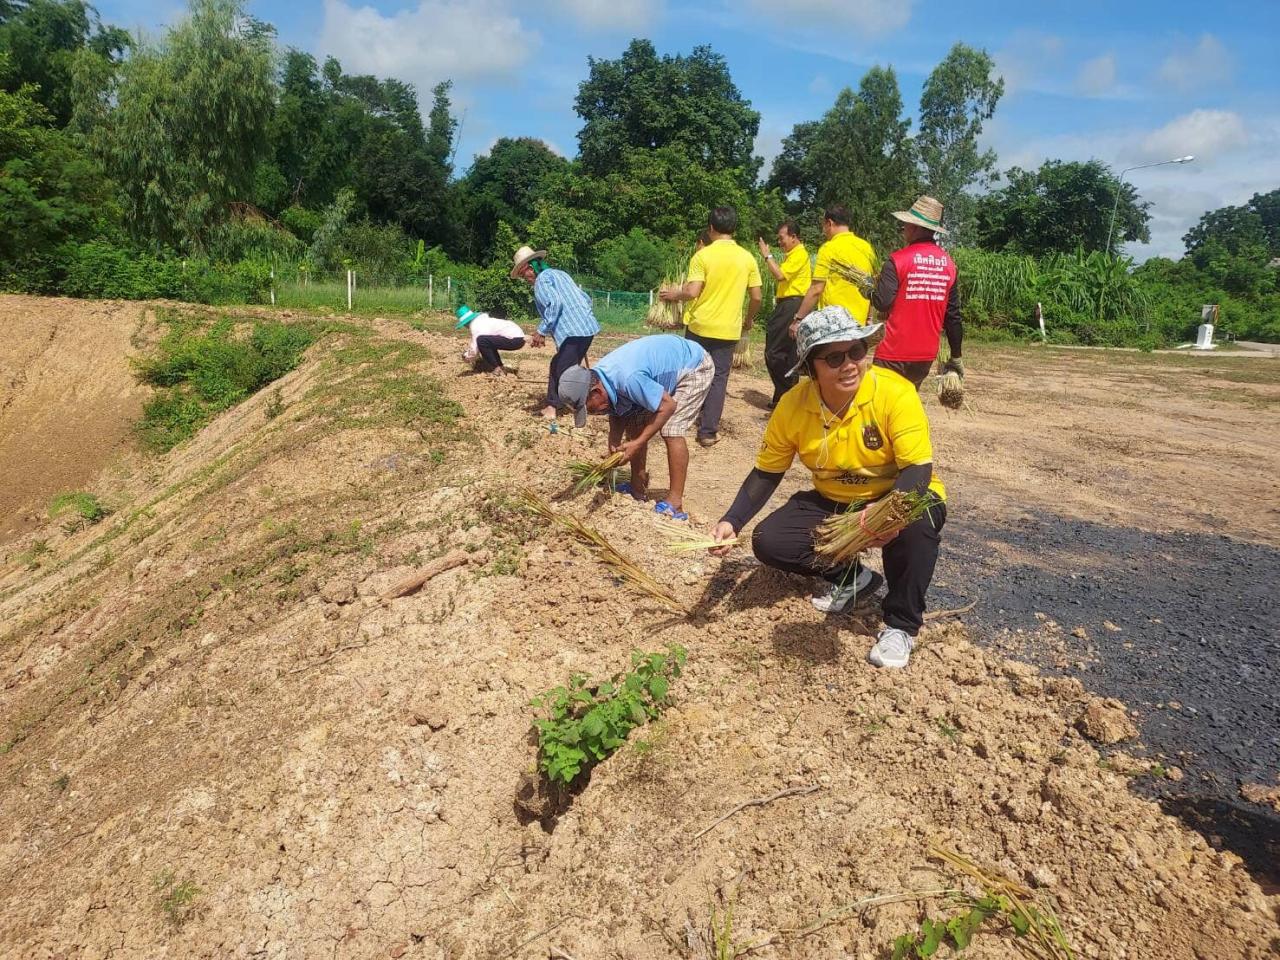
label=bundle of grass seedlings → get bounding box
[521,492,687,614]
[660,525,739,553]
[645,279,686,330]
[813,490,935,567]
[731,334,752,369]
[568,452,628,494]
[830,259,877,299]
[935,346,965,410]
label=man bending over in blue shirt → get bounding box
[557,335,714,521]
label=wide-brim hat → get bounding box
[786,307,885,378]
[455,305,480,329]
[891,195,948,235]
[557,366,592,428]
[509,244,549,279]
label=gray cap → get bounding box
[787,307,885,378]
[557,366,592,428]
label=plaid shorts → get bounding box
[660,353,715,438]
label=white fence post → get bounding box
[649,289,654,306]
[270,267,275,306]
[606,291,611,308]
[446,276,452,302]
[347,270,353,311]
[1036,302,1046,342]
[429,274,434,308]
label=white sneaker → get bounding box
[868,628,914,669]
[811,566,875,613]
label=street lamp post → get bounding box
[1105,155,1195,255]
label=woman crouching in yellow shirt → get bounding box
[710,306,946,669]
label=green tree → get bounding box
[574,39,760,184]
[1183,189,1280,259]
[917,42,1004,239]
[0,0,128,127]
[971,159,1150,256]
[91,0,276,251]
[0,71,112,287]
[770,66,918,253]
[454,136,568,260]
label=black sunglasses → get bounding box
[813,343,868,368]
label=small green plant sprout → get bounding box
[936,719,959,741]
[152,869,201,927]
[530,645,687,787]
[16,539,51,570]
[49,492,109,529]
[891,847,1074,960]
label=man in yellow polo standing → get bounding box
[792,203,876,334]
[660,205,762,447]
[757,219,811,408]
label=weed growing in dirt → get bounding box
[265,387,286,419]
[14,539,51,570]
[892,848,1074,960]
[152,870,201,927]
[135,312,317,451]
[52,773,70,792]
[49,492,110,529]
[531,646,686,786]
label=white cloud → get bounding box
[317,0,539,95]
[743,0,912,37]
[1075,54,1116,97]
[982,111,1277,261]
[551,0,662,30]
[1157,34,1232,93]
[1134,109,1248,164]
[993,31,1065,96]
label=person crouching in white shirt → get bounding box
[456,305,528,378]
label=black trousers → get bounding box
[750,489,946,635]
[684,329,737,439]
[873,357,933,389]
[475,335,524,371]
[765,296,802,405]
[547,335,593,408]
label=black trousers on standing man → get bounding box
[684,329,737,442]
[546,335,594,408]
[764,295,802,406]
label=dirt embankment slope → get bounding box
[0,306,1276,960]
[0,295,161,541]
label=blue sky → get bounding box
[97,0,1279,260]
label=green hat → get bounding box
[455,305,480,329]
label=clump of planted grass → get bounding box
[660,525,739,553]
[568,452,627,494]
[813,491,935,567]
[521,493,687,614]
[731,335,752,369]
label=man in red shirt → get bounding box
[870,196,964,388]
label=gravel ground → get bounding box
[933,513,1280,885]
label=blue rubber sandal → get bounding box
[614,481,647,501]
[654,501,689,522]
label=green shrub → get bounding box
[60,241,272,304]
[48,492,109,525]
[136,316,316,451]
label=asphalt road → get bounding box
[933,513,1280,885]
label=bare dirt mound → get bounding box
[0,295,159,542]
[0,318,1275,959]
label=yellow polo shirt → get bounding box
[812,231,876,322]
[775,243,811,299]
[685,238,763,341]
[756,367,945,504]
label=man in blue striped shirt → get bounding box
[511,245,601,420]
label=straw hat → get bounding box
[786,307,884,378]
[891,196,948,235]
[509,244,549,279]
